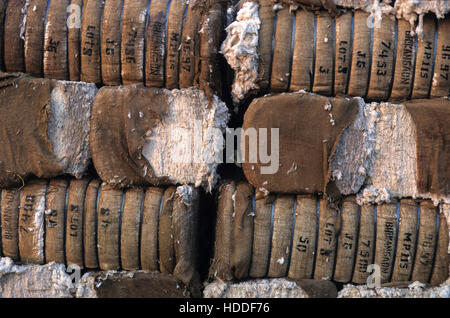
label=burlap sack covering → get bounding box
[81,0,103,84]
[0,0,6,71]
[391,199,418,282]
[249,190,275,278]
[334,12,352,95]
[257,0,275,92]
[352,204,375,284]
[68,0,83,81]
[242,92,359,197]
[313,199,339,280]
[66,179,90,268]
[89,86,149,188]
[1,189,21,261]
[210,181,235,281]
[166,0,188,89]
[145,0,171,87]
[140,187,164,271]
[366,15,395,101]
[404,99,450,199]
[84,179,101,269]
[0,74,66,189]
[18,180,47,265]
[270,6,293,92]
[288,195,317,279]
[313,11,334,96]
[347,10,371,98]
[97,184,123,270]
[159,186,177,274]
[268,195,295,278]
[44,0,69,80]
[333,196,359,283]
[101,0,123,85]
[199,0,226,98]
[430,18,450,98]
[230,182,254,280]
[430,212,449,286]
[121,188,144,271]
[4,0,25,72]
[411,15,435,99]
[121,0,149,85]
[290,9,314,91]
[45,179,68,265]
[172,187,202,297]
[411,200,438,283]
[179,0,203,88]
[390,19,416,101]
[374,202,397,284]
[24,0,47,77]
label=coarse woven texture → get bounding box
[242,91,360,200]
[0,73,95,188]
[90,85,229,191]
[331,98,450,205]
[1,180,203,296]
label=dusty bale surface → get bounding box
[0,73,96,188]
[90,85,229,191]
[242,91,360,198]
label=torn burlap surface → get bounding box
[243,92,359,199]
[0,74,64,188]
[404,99,450,198]
[90,85,175,188]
